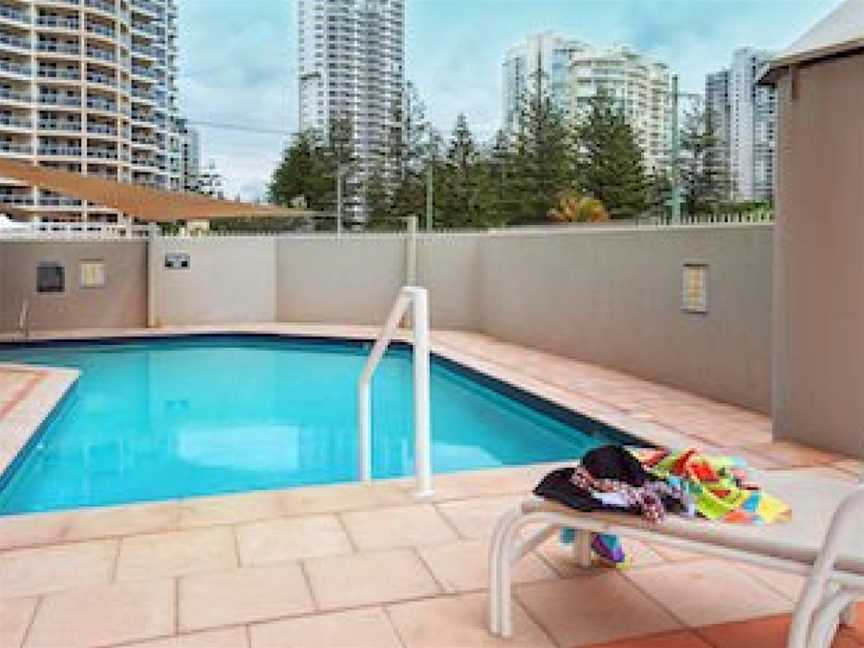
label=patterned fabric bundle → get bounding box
[568,464,690,524]
[558,446,791,569]
[631,447,791,525]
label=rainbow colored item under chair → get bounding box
[631,447,791,525]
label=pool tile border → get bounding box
[0,364,78,480]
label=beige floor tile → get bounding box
[26,579,174,648]
[0,539,118,598]
[387,592,555,648]
[0,597,38,648]
[735,562,807,601]
[624,560,793,627]
[435,495,523,539]
[648,542,706,563]
[249,607,402,648]
[65,502,180,541]
[116,527,237,581]
[279,484,411,515]
[341,504,457,551]
[179,491,284,528]
[304,549,440,610]
[419,538,556,593]
[516,571,681,646]
[122,626,249,648]
[536,535,665,577]
[0,512,70,551]
[236,515,352,566]
[179,563,314,632]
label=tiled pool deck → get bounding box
[0,326,861,648]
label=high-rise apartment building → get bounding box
[705,69,731,197]
[298,0,404,217]
[501,36,671,173]
[0,0,181,222]
[569,45,671,173]
[707,48,776,202]
[177,116,199,193]
[730,48,776,202]
[501,32,585,132]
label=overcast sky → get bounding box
[177,0,839,200]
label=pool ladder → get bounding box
[18,298,29,339]
[357,286,433,498]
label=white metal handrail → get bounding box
[357,286,433,498]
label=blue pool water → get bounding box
[0,336,629,515]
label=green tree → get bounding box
[680,101,729,215]
[437,114,483,228]
[267,130,330,209]
[575,93,648,219]
[507,67,575,224]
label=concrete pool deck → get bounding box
[0,325,862,648]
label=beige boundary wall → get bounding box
[0,225,772,413]
[0,239,148,332]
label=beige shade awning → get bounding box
[0,159,314,222]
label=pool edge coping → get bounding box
[0,364,79,481]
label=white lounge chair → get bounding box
[488,471,863,648]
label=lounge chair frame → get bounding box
[488,486,864,648]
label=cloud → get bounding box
[177,0,838,199]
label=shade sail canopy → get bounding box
[0,159,313,222]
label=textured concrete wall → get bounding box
[772,56,864,457]
[151,237,277,326]
[0,240,147,331]
[275,236,405,326]
[274,234,482,329]
[479,226,774,413]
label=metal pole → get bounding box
[336,168,343,237]
[670,74,682,224]
[426,149,433,231]
[405,215,417,286]
[411,287,433,498]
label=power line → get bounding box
[186,119,293,136]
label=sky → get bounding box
[177,0,841,200]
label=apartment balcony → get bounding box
[37,195,83,206]
[39,94,82,107]
[0,193,34,204]
[37,67,81,81]
[131,43,157,60]
[0,88,32,105]
[0,141,32,156]
[0,60,31,78]
[86,72,117,88]
[35,16,80,30]
[85,97,116,113]
[0,32,30,52]
[0,115,32,131]
[86,122,117,136]
[37,0,82,6]
[86,147,118,160]
[36,41,81,56]
[38,119,82,133]
[37,144,82,157]
[0,5,31,26]
[131,0,158,17]
[83,0,116,16]
[86,47,117,63]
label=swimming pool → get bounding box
[0,335,631,515]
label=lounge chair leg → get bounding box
[840,599,858,627]
[573,530,593,568]
[488,506,524,637]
